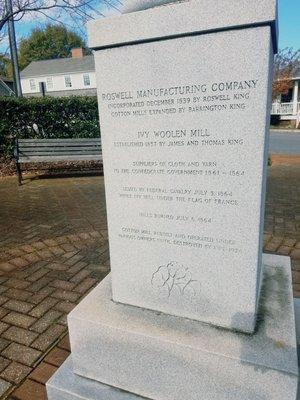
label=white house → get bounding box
[271,64,300,126]
[20,48,97,97]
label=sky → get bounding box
[278,0,300,49]
[1,0,300,53]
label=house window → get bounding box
[281,88,293,103]
[29,79,36,91]
[46,77,53,90]
[64,76,72,88]
[83,74,90,86]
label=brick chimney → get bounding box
[71,47,85,58]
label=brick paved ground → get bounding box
[0,175,109,399]
[0,164,298,399]
[264,163,300,297]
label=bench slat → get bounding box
[19,155,103,163]
[18,138,101,143]
[19,146,101,150]
[19,139,101,143]
[19,143,101,146]
[18,138,101,145]
[19,147,101,152]
[19,152,101,157]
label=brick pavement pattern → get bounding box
[0,176,109,399]
[264,164,300,296]
[0,165,298,399]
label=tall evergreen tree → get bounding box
[19,24,88,69]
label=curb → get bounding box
[270,129,300,134]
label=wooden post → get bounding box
[14,139,22,185]
[16,161,22,186]
[293,80,299,116]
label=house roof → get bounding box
[0,76,13,83]
[20,55,95,78]
[0,77,15,95]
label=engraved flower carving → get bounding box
[151,261,197,298]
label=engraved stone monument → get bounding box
[122,0,177,13]
[47,1,299,399]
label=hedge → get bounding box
[0,96,100,157]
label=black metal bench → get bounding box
[14,138,102,185]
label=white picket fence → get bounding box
[271,102,300,115]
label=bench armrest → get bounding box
[13,139,19,160]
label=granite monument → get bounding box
[47,1,299,399]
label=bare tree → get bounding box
[273,47,300,100]
[0,0,122,33]
[0,0,122,96]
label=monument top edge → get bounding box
[87,0,278,53]
[121,0,183,14]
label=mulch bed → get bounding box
[270,154,300,165]
[0,157,103,178]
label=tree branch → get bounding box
[0,0,122,32]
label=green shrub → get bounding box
[0,96,100,157]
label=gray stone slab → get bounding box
[47,357,300,400]
[295,298,300,400]
[47,357,146,400]
[68,254,298,400]
[46,357,300,400]
[122,0,177,14]
[87,0,278,51]
[47,287,300,400]
[294,298,300,347]
[90,22,274,333]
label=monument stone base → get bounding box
[47,354,300,400]
[47,254,299,400]
[46,357,144,400]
